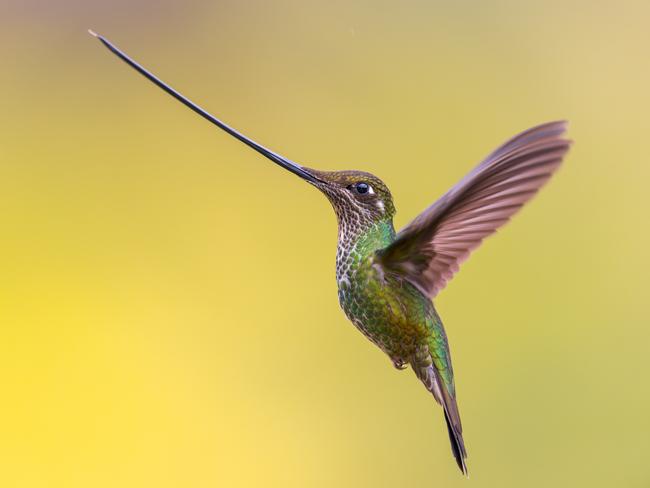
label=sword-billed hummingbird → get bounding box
[90,31,571,475]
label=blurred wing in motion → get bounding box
[378,121,571,298]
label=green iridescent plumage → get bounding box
[91,32,572,476]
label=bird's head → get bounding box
[299,168,395,226]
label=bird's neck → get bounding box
[336,218,396,283]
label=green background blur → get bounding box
[2,1,648,487]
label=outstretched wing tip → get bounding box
[535,119,569,129]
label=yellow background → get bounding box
[2,1,648,486]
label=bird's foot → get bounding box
[392,358,407,370]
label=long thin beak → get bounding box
[88,30,324,185]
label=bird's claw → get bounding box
[392,358,407,370]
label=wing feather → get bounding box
[378,121,571,298]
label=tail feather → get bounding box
[444,407,468,476]
[439,383,467,468]
[413,362,468,475]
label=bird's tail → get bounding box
[413,363,468,476]
[442,397,468,476]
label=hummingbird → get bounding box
[90,31,571,475]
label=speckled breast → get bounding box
[336,251,425,364]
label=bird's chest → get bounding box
[336,246,416,354]
[336,249,378,325]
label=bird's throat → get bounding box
[335,218,396,284]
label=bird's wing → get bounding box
[377,121,571,298]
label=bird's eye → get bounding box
[352,182,372,195]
